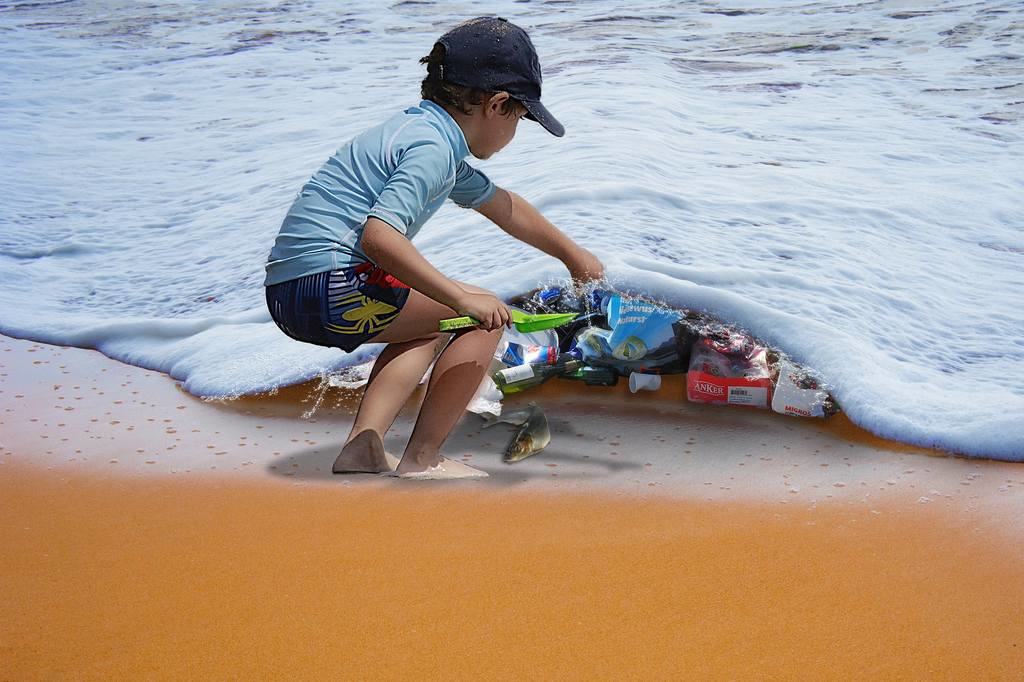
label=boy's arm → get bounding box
[360,218,512,330]
[359,217,468,310]
[475,187,604,284]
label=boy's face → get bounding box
[471,93,525,160]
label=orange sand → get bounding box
[3,335,1024,678]
[2,462,1023,679]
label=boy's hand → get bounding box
[564,247,605,288]
[455,291,513,331]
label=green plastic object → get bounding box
[439,309,578,333]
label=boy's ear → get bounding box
[485,91,511,116]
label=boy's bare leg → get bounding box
[395,325,503,476]
[333,334,450,473]
[332,280,502,478]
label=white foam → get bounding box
[1,2,1022,459]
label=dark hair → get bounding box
[419,43,524,117]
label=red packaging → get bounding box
[685,337,772,409]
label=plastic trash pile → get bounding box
[476,286,839,420]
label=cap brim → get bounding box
[521,99,565,137]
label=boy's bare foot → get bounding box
[389,457,489,480]
[332,430,400,474]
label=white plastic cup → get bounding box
[628,372,662,393]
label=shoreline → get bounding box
[3,334,1021,507]
[3,334,1024,677]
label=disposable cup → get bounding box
[628,372,662,393]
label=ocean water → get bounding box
[1,1,1021,460]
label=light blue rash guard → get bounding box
[264,99,496,286]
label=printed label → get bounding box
[727,386,768,406]
[499,364,536,384]
[770,360,828,417]
[501,345,524,366]
[692,380,725,398]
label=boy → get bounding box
[264,16,604,479]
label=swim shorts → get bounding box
[265,262,411,352]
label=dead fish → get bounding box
[480,403,538,429]
[502,403,550,464]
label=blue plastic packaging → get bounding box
[604,294,683,361]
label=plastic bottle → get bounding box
[537,286,562,308]
[590,289,611,315]
[501,343,560,367]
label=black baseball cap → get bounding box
[436,16,564,137]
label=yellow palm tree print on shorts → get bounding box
[325,290,399,336]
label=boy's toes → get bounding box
[389,457,488,480]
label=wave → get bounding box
[3,259,1023,462]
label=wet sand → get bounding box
[2,334,1024,678]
